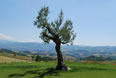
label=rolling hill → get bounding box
[0,39,116,60]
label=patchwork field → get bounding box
[0,62,116,78]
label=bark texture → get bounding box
[55,43,67,70]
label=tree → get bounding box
[31,55,35,61]
[34,6,76,70]
[13,52,16,57]
[35,55,42,61]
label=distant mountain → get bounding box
[0,39,116,57]
[0,40,116,52]
[0,40,55,51]
[1,40,116,59]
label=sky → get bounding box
[0,0,116,46]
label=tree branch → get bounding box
[43,33,54,40]
[46,26,56,36]
[61,41,67,44]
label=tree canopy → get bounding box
[34,7,76,45]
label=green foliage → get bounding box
[35,55,42,61]
[31,55,35,61]
[35,55,55,62]
[84,55,112,62]
[13,53,16,57]
[41,56,55,61]
[34,6,76,44]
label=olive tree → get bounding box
[34,7,76,70]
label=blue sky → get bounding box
[0,0,116,46]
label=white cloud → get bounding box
[0,33,42,42]
[19,39,42,43]
[0,33,14,41]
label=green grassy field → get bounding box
[0,62,116,78]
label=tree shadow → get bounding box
[9,68,60,78]
[33,68,60,78]
[68,66,115,73]
[9,65,114,78]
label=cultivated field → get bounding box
[0,51,33,64]
[0,56,25,63]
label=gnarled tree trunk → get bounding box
[55,43,67,70]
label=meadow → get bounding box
[0,61,116,78]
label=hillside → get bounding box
[0,56,25,63]
[1,40,116,61]
[0,49,33,62]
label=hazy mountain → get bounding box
[0,40,55,51]
[0,39,116,53]
[1,39,116,59]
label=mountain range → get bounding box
[0,39,116,58]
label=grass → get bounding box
[0,61,116,78]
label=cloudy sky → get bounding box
[0,0,116,46]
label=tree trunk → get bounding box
[55,43,67,70]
